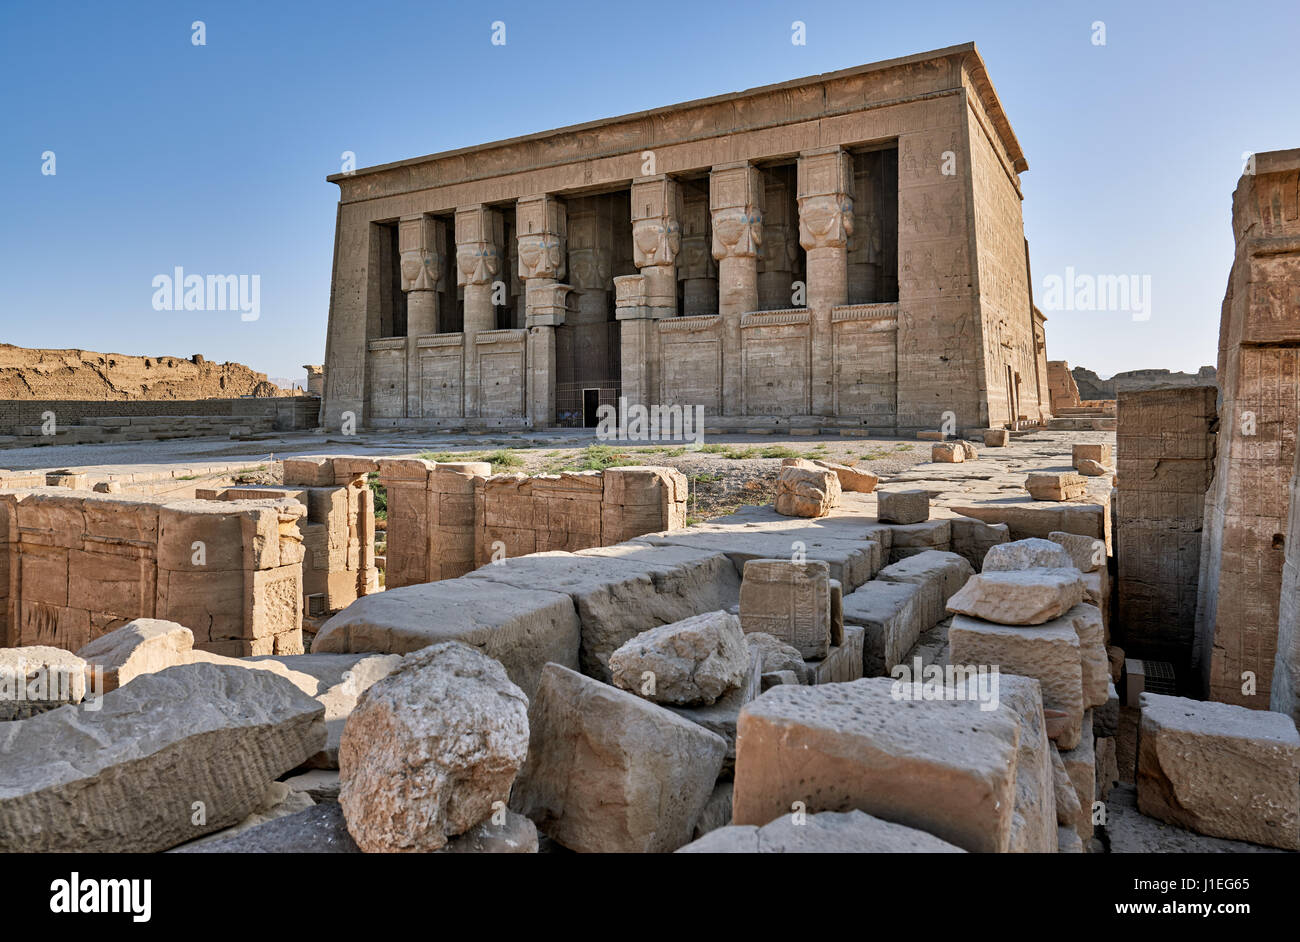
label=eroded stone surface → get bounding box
[946,568,1084,626]
[609,611,750,706]
[677,809,966,853]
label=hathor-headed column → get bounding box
[619,176,682,409]
[798,147,854,417]
[517,194,568,428]
[455,205,503,418]
[399,213,446,418]
[710,162,763,415]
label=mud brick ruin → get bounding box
[1,52,1299,861]
[320,44,1050,434]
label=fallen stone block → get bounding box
[469,545,740,681]
[956,441,978,460]
[75,618,193,692]
[0,646,88,720]
[760,670,800,690]
[745,632,810,683]
[877,488,929,524]
[812,460,877,493]
[983,429,1009,447]
[639,529,876,591]
[664,652,762,771]
[806,624,865,685]
[883,519,951,562]
[177,779,316,849]
[677,809,966,853]
[1072,443,1112,467]
[609,610,750,706]
[916,430,946,441]
[1072,604,1110,709]
[739,559,832,659]
[982,538,1074,572]
[1136,693,1300,851]
[311,577,580,699]
[999,674,1058,854]
[1026,471,1088,501]
[338,642,529,853]
[1076,458,1109,476]
[511,662,726,853]
[1051,742,1081,826]
[1060,711,1096,843]
[732,677,1021,852]
[877,550,974,629]
[283,769,341,803]
[1105,784,1287,854]
[1048,530,1105,572]
[945,568,1084,625]
[842,580,924,676]
[931,442,965,463]
[0,662,325,852]
[774,465,840,517]
[949,612,1084,749]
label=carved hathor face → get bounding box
[632,218,681,267]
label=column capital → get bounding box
[517,195,567,281]
[631,176,683,268]
[398,214,446,292]
[455,205,504,287]
[524,281,571,327]
[798,149,854,252]
[710,163,764,261]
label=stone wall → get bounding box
[1073,365,1218,400]
[1116,386,1216,673]
[378,460,687,588]
[0,488,305,656]
[0,397,319,438]
[1194,148,1300,707]
[1047,361,1081,413]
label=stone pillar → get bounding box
[615,274,655,410]
[622,176,681,410]
[679,189,717,315]
[798,147,854,417]
[758,175,797,310]
[710,162,763,415]
[455,205,503,418]
[517,194,568,428]
[567,198,615,385]
[399,214,446,418]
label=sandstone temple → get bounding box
[321,44,1049,435]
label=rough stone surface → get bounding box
[1136,692,1300,851]
[1060,711,1096,843]
[75,619,194,692]
[338,642,530,853]
[0,662,325,852]
[677,809,966,853]
[842,580,923,676]
[1076,458,1109,476]
[512,662,726,853]
[609,611,750,706]
[982,538,1075,572]
[1051,742,1081,826]
[1000,674,1058,853]
[932,442,965,463]
[1048,530,1105,572]
[0,645,88,720]
[1026,471,1087,501]
[1106,784,1287,854]
[945,568,1084,625]
[774,465,841,517]
[812,460,878,493]
[732,677,1021,852]
[739,558,832,659]
[877,489,930,524]
[877,550,974,629]
[171,802,360,853]
[745,632,809,682]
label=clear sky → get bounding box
[2,0,1296,385]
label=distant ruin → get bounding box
[1072,365,1217,400]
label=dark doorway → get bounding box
[583,389,601,428]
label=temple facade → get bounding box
[320,43,1049,433]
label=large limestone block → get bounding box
[468,545,740,681]
[842,580,923,676]
[0,662,325,852]
[311,578,579,700]
[1072,443,1112,467]
[884,519,951,562]
[512,663,726,853]
[639,529,876,590]
[949,613,1085,749]
[0,646,88,720]
[732,677,1021,852]
[807,624,865,685]
[877,488,929,524]
[1106,784,1286,854]
[945,568,1084,625]
[739,559,832,659]
[1076,458,1109,476]
[75,618,193,692]
[931,442,964,463]
[812,460,877,493]
[877,550,974,629]
[1060,711,1096,843]
[609,611,749,706]
[1048,530,1105,572]
[745,632,810,683]
[677,809,966,853]
[1025,472,1087,502]
[1136,693,1300,850]
[999,674,1058,853]
[982,538,1074,572]
[664,652,762,769]
[250,652,405,769]
[1072,604,1110,708]
[1050,743,1081,825]
[774,465,841,518]
[338,642,530,853]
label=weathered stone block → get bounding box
[677,809,965,853]
[609,611,750,706]
[877,488,929,524]
[945,568,1084,625]
[739,558,832,659]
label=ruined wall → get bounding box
[1116,386,1216,673]
[1073,365,1218,400]
[0,345,286,400]
[0,489,305,656]
[1274,433,1300,725]
[0,397,319,438]
[379,461,687,588]
[1046,361,1082,413]
[1194,148,1300,707]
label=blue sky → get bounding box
[2,0,1296,385]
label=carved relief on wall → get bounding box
[798,195,854,251]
